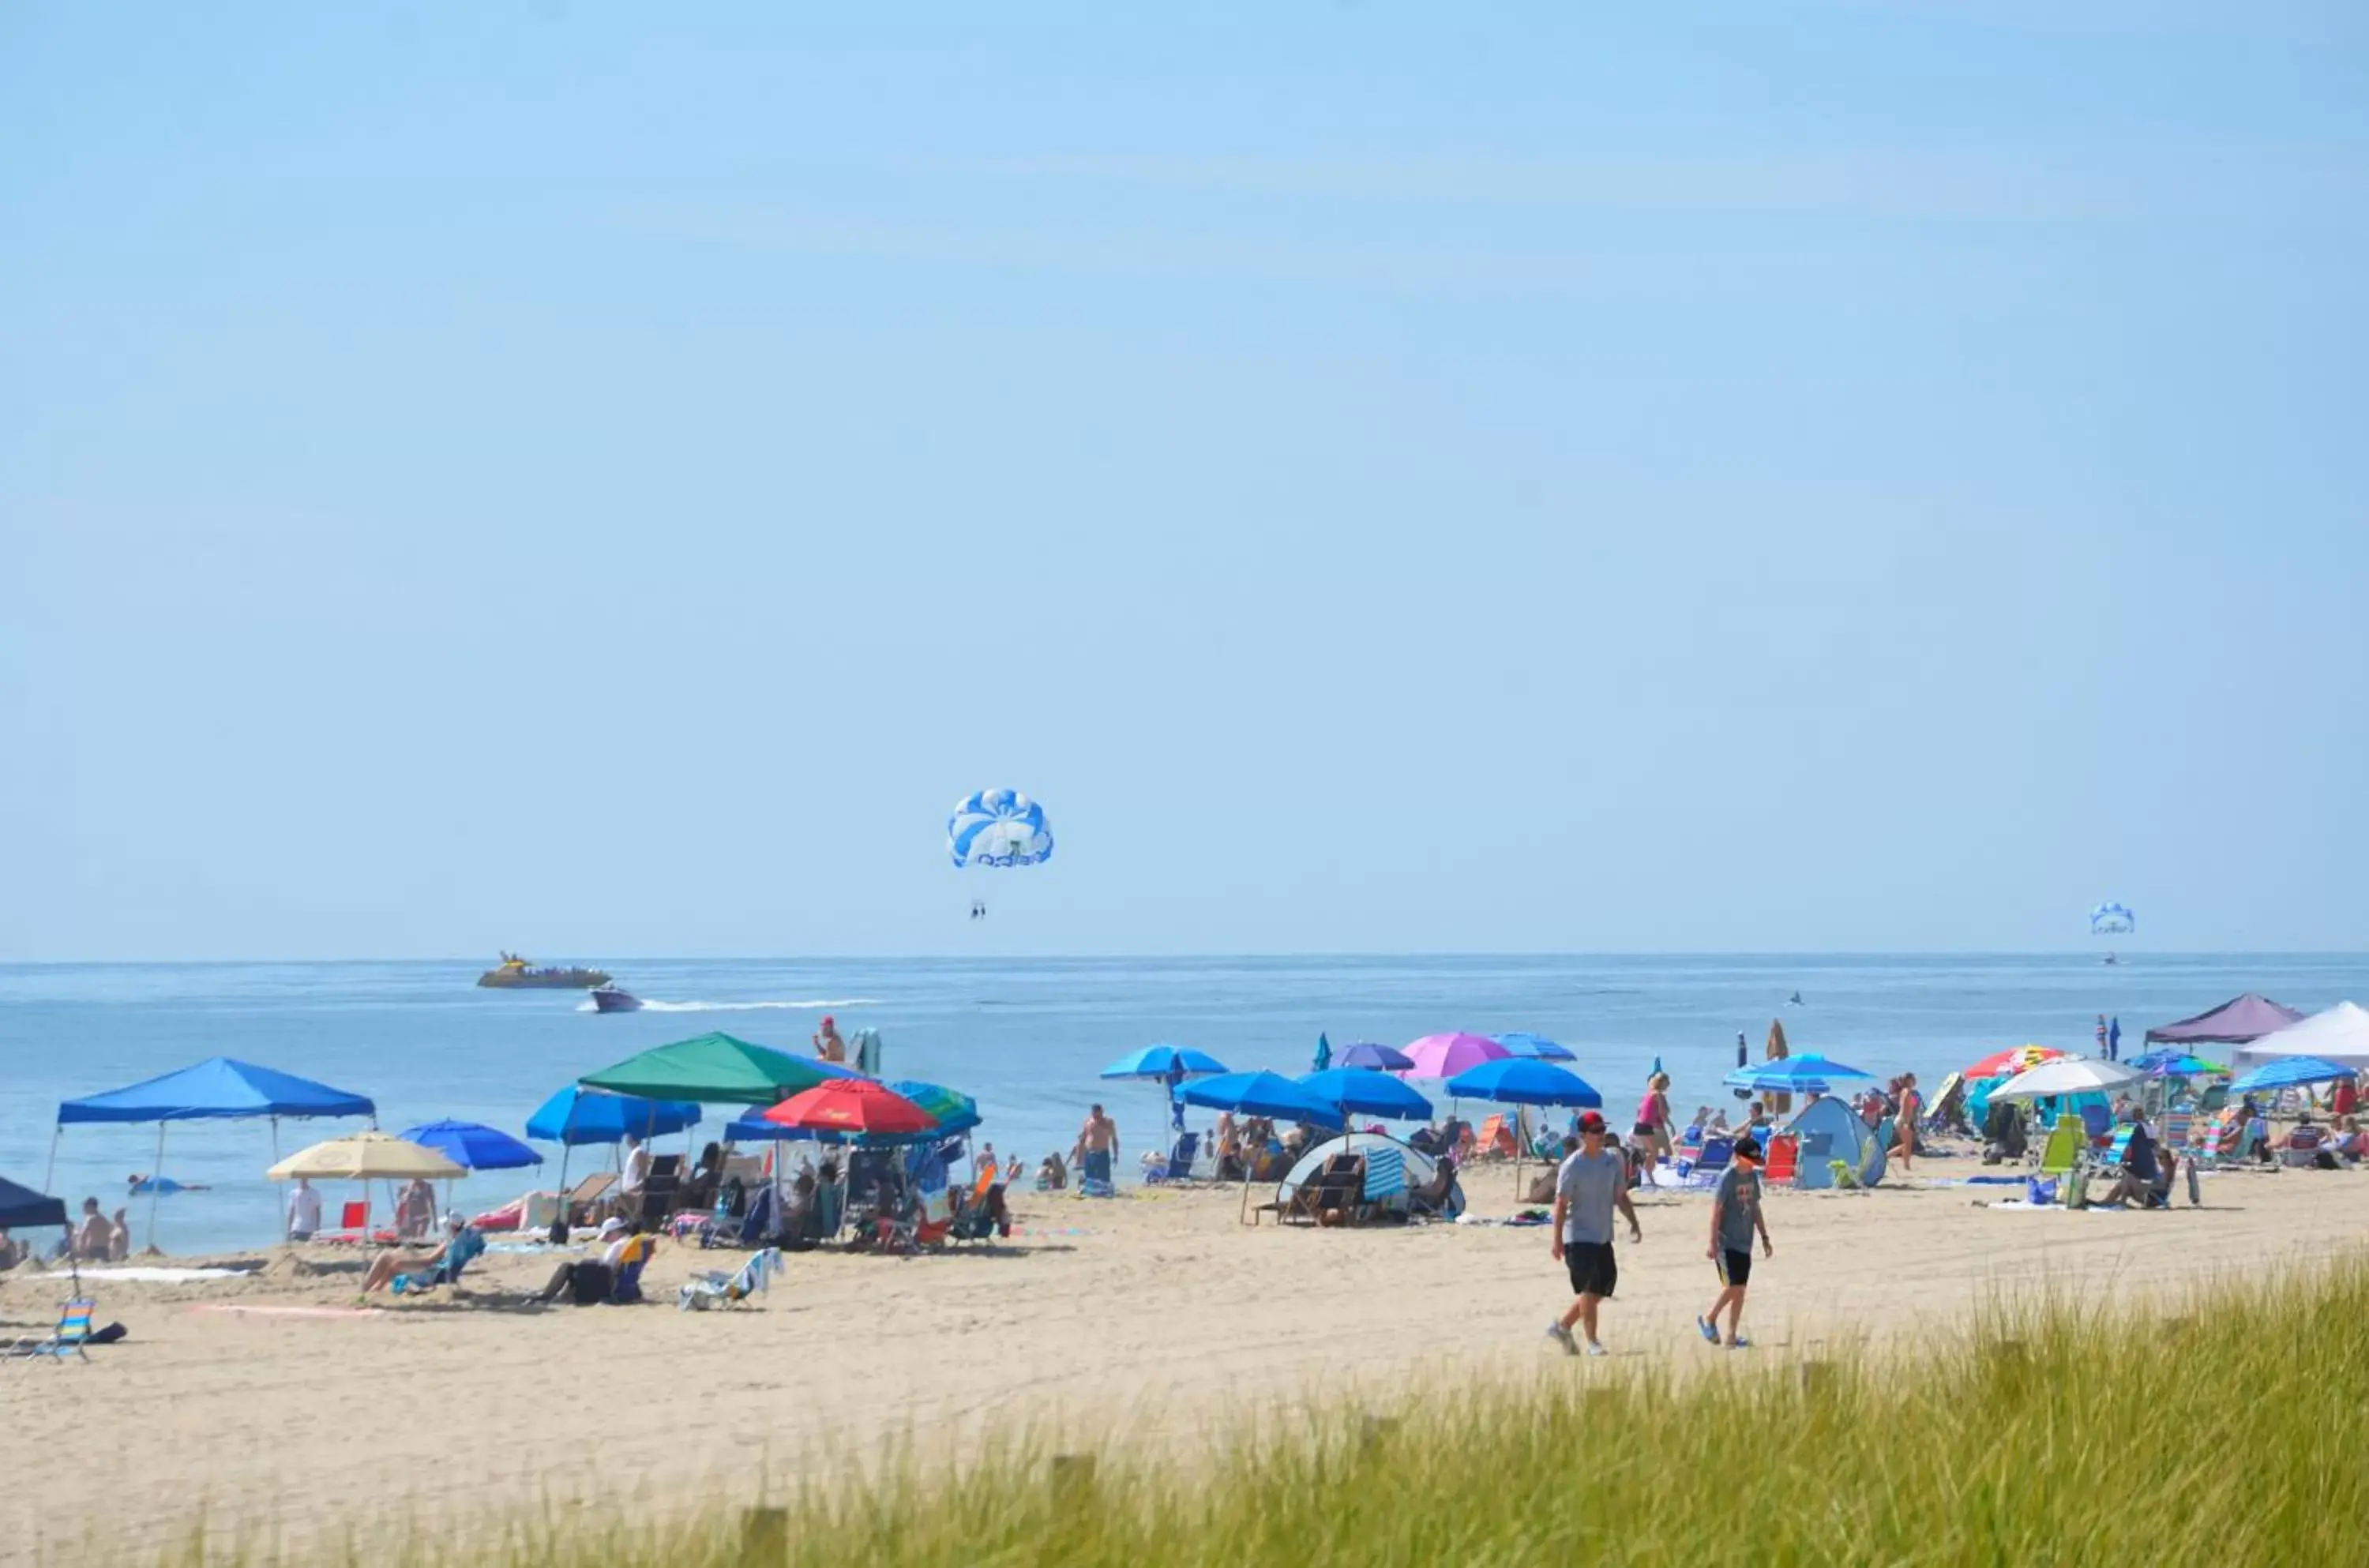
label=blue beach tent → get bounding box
[52,1056,377,1250]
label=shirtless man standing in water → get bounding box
[1072,1105,1120,1188]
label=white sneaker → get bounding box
[1585,1341,1609,1358]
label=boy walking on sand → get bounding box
[1548,1111,1642,1359]
[1698,1138,1773,1349]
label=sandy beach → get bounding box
[6,1161,2364,1563]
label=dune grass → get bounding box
[152,1255,2367,1568]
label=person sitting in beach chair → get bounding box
[362,1212,486,1296]
[1036,1151,1068,1191]
[2280,1116,2335,1168]
[1407,1152,1462,1220]
[527,1217,652,1305]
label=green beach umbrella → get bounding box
[579,1032,854,1105]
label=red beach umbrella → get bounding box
[761,1079,936,1138]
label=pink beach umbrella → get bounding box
[1399,1032,1511,1080]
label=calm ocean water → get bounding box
[4,953,2362,1255]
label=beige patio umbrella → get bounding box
[267,1131,465,1182]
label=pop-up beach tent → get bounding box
[2145,994,2306,1047]
[52,1057,376,1248]
[1786,1097,1884,1191]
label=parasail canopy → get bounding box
[2089,902,2135,936]
[948,789,1054,868]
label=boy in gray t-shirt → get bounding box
[1698,1138,1774,1349]
[1548,1112,1643,1358]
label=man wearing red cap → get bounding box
[1549,1110,1642,1358]
[813,1016,846,1063]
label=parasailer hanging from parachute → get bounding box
[948,789,1054,919]
[2090,901,2134,965]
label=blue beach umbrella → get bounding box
[1298,1068,1434,1123]
[2229,1056,2357,1094]
[525,1086,702,1146]
[1444,1058,1603,1108]
[399,1119,543,1172]
[1099,1045,1230,1080]
[2126,1049,2225,1078]
[1721,1055,1873,1095]
[1180,1071,1346,1127]
[1494,1032,1577,1062]
[1335,1041,1415,1072]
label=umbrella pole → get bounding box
[554,1144,572,1242]
[147,1122,167,1253]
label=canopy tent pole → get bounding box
[43,1126,61,1195]
[146,1122,168,1253]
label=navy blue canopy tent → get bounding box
[0,1174,67,1232]
[51,1056,376,1247]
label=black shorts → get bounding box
[1717,1248,1752,1288]
[1564,1240,1617,1299]
[1632,1122,1658,1140]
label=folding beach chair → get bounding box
[1146,1131,1200,1184]
[2095,1126,2135,1176]
[9,1299,95,1364]
[2035,1116,2082,1191]
[1470,1115,1516,1162]
[317,1200,374,1245]
[1678,1137,1734,1184]
[678,1247,782,1311]
[1762,1133,1800,1186]
[2161,1112,2194,1153]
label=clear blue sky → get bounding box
[4,2,2364,960]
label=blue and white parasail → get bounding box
[948,789,1054,868]
[2089,902,2135,936]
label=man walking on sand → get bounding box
[1548,1111,1641,1359]
[1698,1137,1773,1349]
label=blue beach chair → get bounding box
[9,1299,95,1364]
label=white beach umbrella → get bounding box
[1989,1055,2142,1101]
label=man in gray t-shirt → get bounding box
[1549,1112,1642,1358]
[1698,1138,1774,1350]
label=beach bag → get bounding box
[2026,1176,2058,1206]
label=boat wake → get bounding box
[576,996,881,1014]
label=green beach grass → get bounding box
[146,1255,2367,1568]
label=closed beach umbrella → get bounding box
[581,1033,860,1105]
[398,1120,543,1172]
[2228,1056,2357,1094]
[1494,1033,1577,1062]
[763,1079,937,1139]
[1990,1056,2143,1101]
[1335,1042,1414,1072]
[1400,1033,1510,1080]
[267,1131,466,1182]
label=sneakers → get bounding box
[1728,1336,1751,1351]
[1546,1322,1578,1356]
[1584,1341,1609,1358]
[1696,1315,1720,1345]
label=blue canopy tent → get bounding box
[0,1174,67,1233]
[525,1086,702,1242]
[52,1056,376,1249]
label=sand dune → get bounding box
[4,1163,2363,1562]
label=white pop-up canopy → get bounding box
[2236,1002,2369,1070]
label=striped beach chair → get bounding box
[1361,1144,1408,1202]
[12,1299,95,1364]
